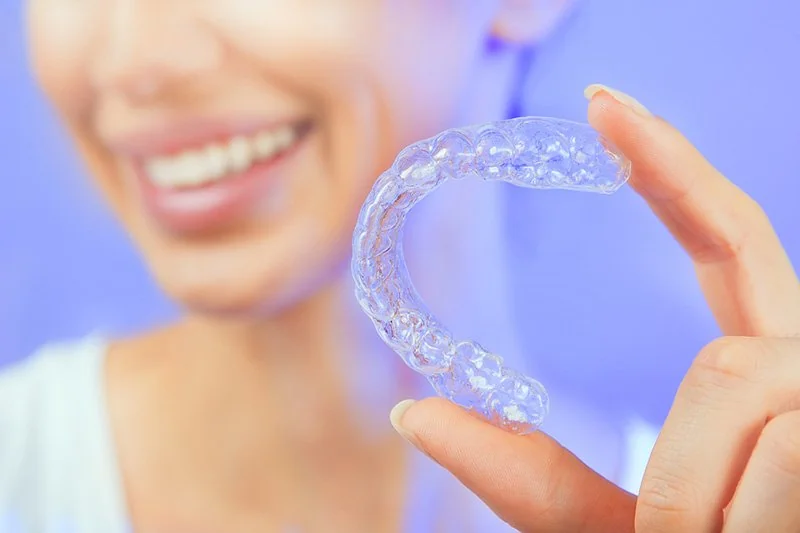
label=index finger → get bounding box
[390,398,635,533]
[587,85,800,337]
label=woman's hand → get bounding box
[389,85,800,532]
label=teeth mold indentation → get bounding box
[352,117,631,434]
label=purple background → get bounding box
[1,0,799,430]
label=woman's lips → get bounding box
[111,119,312,234]
[132,145,301,234]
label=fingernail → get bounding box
[389,399,419,446]
[584,83,652,117]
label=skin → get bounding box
[25,0,575,531]
[393,89,800,532]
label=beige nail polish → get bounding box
[389,399,418,445]
[584,83,652,117]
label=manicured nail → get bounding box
[584,83,652,117]
[389,399,419,446]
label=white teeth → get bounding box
[254,132,277,160]
[228,136,253,173]
[179,152,206,186]
[142,125,303,189]
[205,144,228,179]
[274,127,295,150]
[146,159,172,187]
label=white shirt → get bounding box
[0,336,128,533]
[0,337,658,532]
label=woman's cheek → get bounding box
[27,1,97,116]
[198,0,375,91]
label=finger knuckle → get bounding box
[690,337,762,388]
[761,413,800,481]
[741,196,772,232]
[636,465,704,530]
[725,198,769,256]
[691,193,771,263]
[508,444,579,528]
[537,446,577,514]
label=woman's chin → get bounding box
[155,273,273,320]
[158,270,329,322]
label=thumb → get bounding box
[390,398,635,533]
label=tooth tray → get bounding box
[351,116,631,434]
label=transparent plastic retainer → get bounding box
[352,117,631,434]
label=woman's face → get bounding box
[27,0,510,315]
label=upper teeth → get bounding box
[144,125,298,188]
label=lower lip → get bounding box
[131,132,310,234]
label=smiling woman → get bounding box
[2,0,581,532]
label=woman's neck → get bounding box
[108,276,412,531]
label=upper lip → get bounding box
[104,116,307,159]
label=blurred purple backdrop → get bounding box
[1,0,798,431]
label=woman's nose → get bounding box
[90,1,223,102]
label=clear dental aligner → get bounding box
[352,117,631,435]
